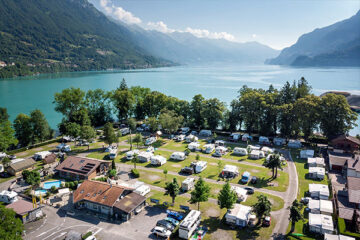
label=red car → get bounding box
[263,216,271,227]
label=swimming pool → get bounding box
[43,180,62,190]
[35,189,47,196]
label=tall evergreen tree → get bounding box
[218,182,237,211]
[288,200,303,232]
[103,122,118,146]
[165,178,180,205]
[190,177,211,211]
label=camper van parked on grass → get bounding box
[181,177,195,191]
[0,190,18,204]
[34,151,52,160]
[178,210,201,239]
[202,144,215,154]
[145,137,157,146]
[150,155,167,166]
[188,142,201,151]
[175,134,186,142]
[249,150,265,159]
[221,165,239,179]
[171,152,186,161]
[108,148,117,159]
[241,172,251,183]
[233,147,248,156]
[194,161,207,173]
[185,134,198,143]
[137,151,154,163]
[259,136,270,145]
[199,130,212,137]
[126,149,140,160]
[225,204,252,227]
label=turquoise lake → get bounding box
[0,64,359,134]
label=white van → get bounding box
[171,152,186,161]
[126,149,139,160]
[150,155,167,166]
[233,147,248,156]
[188,142,201,151]
[175,134,186,142]
[194,161,207,173]
[181,177,195,191]
[0,190,18,204]
[185,134,198,143]
[202,144,215,154]
[134,185,151,196]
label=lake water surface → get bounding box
[0,64,359,134]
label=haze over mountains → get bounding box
[268,10,360,67]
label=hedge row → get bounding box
[7,137,61,155]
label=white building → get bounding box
[308,199,333,215]
[225,204,252,227]
[307,157,325,168]
[308,167,325,180]
[324,233,355,240]
[300,149,315,159]
[308,213,334,235]
[309,184,330,200]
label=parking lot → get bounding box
[24,204,167,240]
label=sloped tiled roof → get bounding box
[8,158,36,172]
[114,192,146,214]
[347,177,360,204]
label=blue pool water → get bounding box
[43,180,62,190]
[35,189,47,196]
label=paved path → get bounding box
[270,150,298,240]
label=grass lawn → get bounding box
[138,169,284,211]
[148,189,277,240]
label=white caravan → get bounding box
[233,147,248,156]
[178,210,201,239]
[194,161,207,173]
[126,149,139,160]
[150,155,167,166]
[181,177,195,191]
[170,152,186,161]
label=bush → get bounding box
[68,182,75,189]
[74,181,78,186]
[184,149,191,156]
[65,182,69,188]
[50,185,57,194]
[82,232,92,240]
[131,169,140,178]
[108,169,117,178]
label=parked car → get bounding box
[212,152,222,157]
[244,187,254,194]
[180,166,194,175]
[251,176,258,184]
[167,210,184,221]
[153,226,172,238]
[164,217,180,227]
[263,216,271,227]
[156,220,174,231]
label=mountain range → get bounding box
[267,10,360,67]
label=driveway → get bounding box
[24,205,167,240]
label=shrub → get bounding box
[74,181,78,186]
[184,149,191,156]
[108,169,117,178]
[82,232,92,240]
[50,185,57,194]
[65,182,69,188]
[131,169,140,178]
[68,182,75,189]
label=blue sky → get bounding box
[92,0,360,49]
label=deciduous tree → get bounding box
[190,177,211,211]
[14,113,32,146]
[165,178,180,205]
[0,205,24,240]
[103,122,118,146]
[252,195,272,220]
[218,182,237,211]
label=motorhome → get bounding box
[231,186,248,202]
[194,161,207,173]
[241,171,251,183]
[202,144,215,154]
[108,148,117,160]
[199,130,212,137]
[178,210,201,239]
[119,127,130,135]
[215,146,227,156]
[175,134,186,142]
[185,134,198,143]
[146,146,155,153]
[145,137,157,146]
[134,185,150,196]
[300,149,315,159]
[249,150,265,159]
[105,145,117,152]
[126,149,139,160]
[225,204,252,227]
[181,177,195,191]
[170,152,186,161]
[0,190,18,204]
[150,155,167,166]
[188,142,201,151]
[221,165,239,179]
[233,147,248,156]
[33,151,52,161]
[137,151,154,163]
[259,136,270,145]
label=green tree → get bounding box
[133,133,143,148]
[202,98,225,130]
[190,94,205,129]
[190,177,211,211]
[196,154,200,161]
[30,109,52,143]
[158,109,184,134]
[80,125,96,150]
[108,169,117,178]
[13,113,32,146]
[319,93,358,139]
[0,108,18,152]
[103,123,118,146]
[146,117,159,132]
[264,154,283,179]
[217,160,224,178]
[218,182,237,211]
[165,178,180,205]
[64,122,81,144]
[119,78,128,90]
[68,107,91,126]
[252,195,272,220]
[131,153,138,169]
[22,170,40,186]
[288,200,303,232]
[1,156,11,168]
[54,87,86,120]
[0,205,24,240]
[127,118,137,131]
[112,89,135,122]
[163,169,168,181]
[143,91,168,117]
[85,89,113,127]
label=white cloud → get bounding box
[185,27,235,41]
[99,0,141,25]
[147,21,175,33]
[252,34,257,38]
